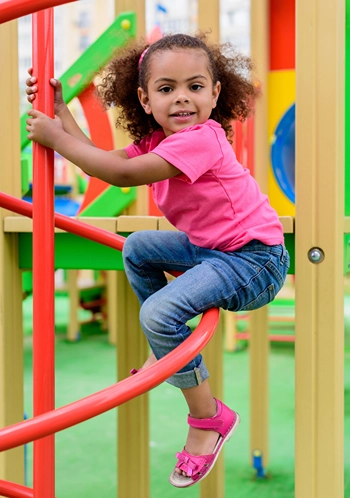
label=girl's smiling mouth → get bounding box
[170,111,195,117]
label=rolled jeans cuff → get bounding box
[165,359,209,388]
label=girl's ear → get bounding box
[138,87,152,114]
[212,81,221,109]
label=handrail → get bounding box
[0,306,219,452]
[0,480,35,498]
[0,0,77,24]
[0,192,125,251]
[0,191,220,448]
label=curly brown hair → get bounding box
[97,32,259,143]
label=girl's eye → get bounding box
[191,84,203,91]
[159,86,172,93]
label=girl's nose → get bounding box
[175,93,190,103]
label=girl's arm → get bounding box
[26,71,94,146]
[26,109,180,186]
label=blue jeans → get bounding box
[123,231,290,389]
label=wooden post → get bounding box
[295,0,344,496]
[116,271,149,498]
[112,3,149,496]
[67,269,79,341]
[0,20,25,489]
[200,317,224,498]
[249,0,270,471]
[197,2,223,496]
[114,0,148,216]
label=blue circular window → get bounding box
[271,103,295,203]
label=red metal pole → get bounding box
[32,9,55,498]
[0,0,77,25]
[247,117,255,176]
[234,120,243,164]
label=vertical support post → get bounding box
[200,317,224,498]
[32,9,56,498]
[249,0,270,472]
[198,0,220,42]
[114,0,148,216]
[0,19,24,489]
[106,271,118,345]
[116,271,149,498]
[249,307,269,471]
[295,0,344,497]
[197,3,222,496]
[67,270,79,341]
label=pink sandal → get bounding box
[168,398,240,488]
[129,368,141,375]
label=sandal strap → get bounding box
[188,415,224,431]
[187,398,231,437]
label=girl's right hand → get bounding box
[26,68,66,115]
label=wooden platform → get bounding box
[3,215,296,271]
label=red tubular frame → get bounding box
[0,192,125,251]
[0,0,77,24]
[0,481,36,498]
[31,10,56,498]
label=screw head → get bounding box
[308,247,325,264]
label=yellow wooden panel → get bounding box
[295,0,344,497]
[117,215,158,232]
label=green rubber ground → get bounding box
[22,295,350,497]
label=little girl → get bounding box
[26,33,290,488]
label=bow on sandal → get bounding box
[169,398,240,488]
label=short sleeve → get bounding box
[124,129,166,158]
[151,123,224,183]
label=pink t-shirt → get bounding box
[125,119,284,252]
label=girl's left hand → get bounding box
[26,109,64,148]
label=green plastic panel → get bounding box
[79,186,137,217]
[284,233,295,274]
[19,233,125,270]
[20,11,136,151]
[345,233,350,274]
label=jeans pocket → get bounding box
[239,283,276,312]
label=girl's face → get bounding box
[138,48,221,137]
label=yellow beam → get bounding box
[295,0,344,497]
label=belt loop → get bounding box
[280,244,286,264]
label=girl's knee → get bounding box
[123,232,143,260]
[140,298,163,334]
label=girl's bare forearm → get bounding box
[52,130,130,185]
[56,106,94,146]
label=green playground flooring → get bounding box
[22,295,350,497]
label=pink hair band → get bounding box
[138,47,150,68]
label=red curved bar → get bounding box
[0,193,125,251]
[0,307,219,452]
[0,0,77,24]
[0,481,36,498]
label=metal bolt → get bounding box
[308,247,325,264]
